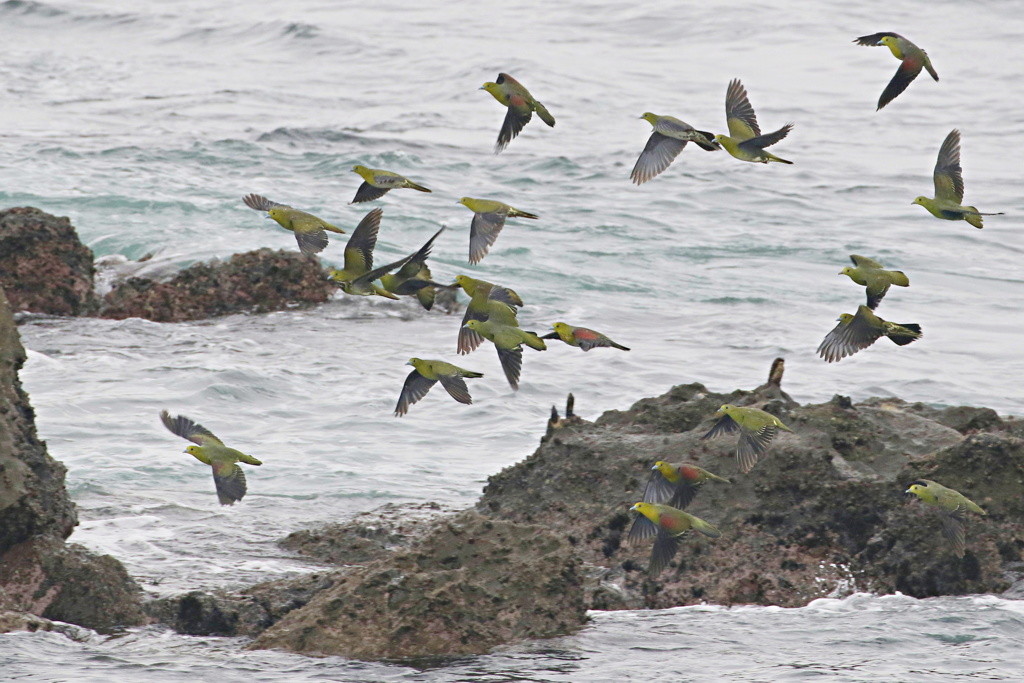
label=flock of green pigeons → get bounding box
[160,34,998,575]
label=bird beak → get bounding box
[629,503,640,511]
[478,85,486,90]
[263,215,272,220]
[650,464,659,470]
[405,361,412,366]
[837,270,844,275]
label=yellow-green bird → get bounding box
[854,32,938,111]
[818,304,922,363]
[631,113,720,185]
[905,479,986,558]
[379,226,450,310]
[457,197,539,264]
[912,129,1003,229]
[700,404,794,474]
[644,461,730,510]
[242,193,346,256]
[715,79,793,165]
[541,322,630,351]
[480,72,555,153]
[350,165,432,204]
[464,319,545,390]
[839,255,910,310]
[327,208,413,299]
[159,410,262,505]
[394,358,484,417]
[627,502,721,576]
[454,274,523,354]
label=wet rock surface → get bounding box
[0,207,100,316]
[99,248,335,322]
[0,290,146,634]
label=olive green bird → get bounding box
[630,113,720,185]
[480,72,555,153]
[464,319,545,390]
[242,193,346,256]
[394,358,484,417]
[644,462,730,510]
[326,208,413,299]
[379,226,450,310]
[454,274,523,354]
[456,197,539,264]
[700,404,794,474]
[159,410,262,505]
[715,79,793,164]
[350,165,432,204]
[818,305,922,363]
[541,322,630,351]
[627,502,721,576]
[854,32,938,110]
[905,479,986,558]
[912,129,1003,229]
[839,255,910,310]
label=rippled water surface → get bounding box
[2,0,1023,679]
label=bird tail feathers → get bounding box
[889,323,922,346]
[534,102,556,127]
[694,131,721,151]
[689,516,721,539]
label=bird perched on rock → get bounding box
[912,129,1002,229]
[905,479,986,558]
[379,226,449,310]
[644,462,730,510]
[700,404,794,474]
[818,304,922,363]
[350,165,432,204]
[541,322,630,351]
[457,197,538,264]
[853,32,938,110]
[464,319,545,390]
[627,502,721,575]
[159,410,262,505]
[242,194,346,256]
[454,274,523,354]
[630,113,720,184]
[715,79,793,164]
[394,358,483,416]
[327,208,413,299]
[480,73,555,153]
[839,255,910,310]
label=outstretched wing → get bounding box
[160,410,223,447]
[394,369,436,417]
[496,345,523,391]
[351,182,390,204]
[877,58,923,110]
[725,79,760,140]
[940,510,968,559]
[293,230,329,256]
[741,123,793,151]
[211,462,247,505]
[933,129,965,203]
[630,133,687,185]
[817,309,884,363]
[701,413,740,441]
[437,375,473,405]
[343,208,384,274]
[496,104,532,153]
[469,211,508,264]
[242,194,283,211]
[648,526,684,576]
[643,469,678,505]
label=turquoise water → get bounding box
[3,0,1023,679]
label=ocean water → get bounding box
[2,0,1023,679]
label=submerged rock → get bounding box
[0,207,100,316]
[0,289,146,633]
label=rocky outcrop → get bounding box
[0,289,146,633]
[249,511,586,660]
[99,248,335,322]
[0,207,99,316]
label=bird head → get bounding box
[551,322,569,334]
[640,112,658,123]
[837,313,855,324]
[267,207,284,222]
[714,134,727,143]
[839,266,856,277]
[718,404,735,415]
[911,196,928,206]
[630,502,648,513]
[652,461,675,478]
[464,320,482,331]
[184,445,203,457]
[480,82,500,96]
[407,358,426,371]
[905,480,929,499]
[453,274,471,289]
[457,197,472,208]
[879,36,897,48]
[352,165,367,174]
[326,269,344,283]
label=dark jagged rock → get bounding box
[0,207,100,316]
[248,511,586,659]
[100,248,336,322]
[0,290,146,633]
[149,373,1023,658]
